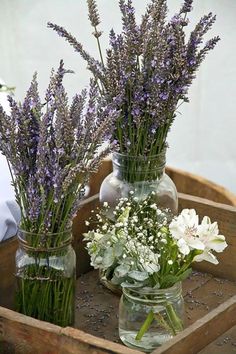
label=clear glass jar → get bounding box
[99,149,178,216]
[119,283,185,352]
[15,229,76,327]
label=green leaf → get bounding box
[114,242,124,257]
[128,270,149,282]
[114,264,130,278]
[177,268,192,282]
[102,248,115,268]
[160,275,179,288]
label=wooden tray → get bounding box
[1,161,236,353]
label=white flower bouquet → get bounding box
[84,193,227,342]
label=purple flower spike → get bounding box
[0,61,118,233]
[48,0,220,156]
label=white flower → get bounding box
[150,203,157,210]
[168,260,173,265]
[102,224,108,231]
[198,217,227,252]
[103,202,108,207]
[85,220,90,226]
[132,216,138,223]
[194,216,227,264]
[169,209,205,253]
[160,238,167,244]
[115,222,124,228]
[93,232,104,241]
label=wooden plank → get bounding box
[0,306,140,354]
[167,167,236,206]
[73,195,100,276]
[61,327,141,354]
[198,325,236,353]
[0,306,62,353]
[152,295,236,354]
[178,193,236,281]
[184,277,236,326]
[88,158,112,197]
[0,237,17,309]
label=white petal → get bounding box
[194,251,219,265]
[206,236,228,253]
[182,209,199,228]
[177,238,190,255]
[188,238,205,251]
[169,225,185,240]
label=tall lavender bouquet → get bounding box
[0,60,117,325]
[48,0,220,167]
[0,60,116,233]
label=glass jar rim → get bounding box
[17,228,73,252]
[122,282,182,298]
[113,148,167,161]
[18,228,72,237]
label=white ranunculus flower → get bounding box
[169,209,205,254]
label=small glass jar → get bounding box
[99,149,178,216]
[15,229,76,327]
[119,283,185,352]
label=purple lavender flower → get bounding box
[0,61,118,233]
[48,0,220,156]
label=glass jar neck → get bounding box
[112,150,166,183]
[122,282,182,304]
[17,229,72,252]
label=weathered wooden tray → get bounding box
[1,161,236,353]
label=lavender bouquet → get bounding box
[48,0,219,182]
[0,60,117,325]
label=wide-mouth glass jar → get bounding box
[15,228,76,327]
[119,282,185,352]
[100,149,178,216]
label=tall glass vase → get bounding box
[100,149,178,216]
[15,229,76,327]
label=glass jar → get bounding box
[15,229,76,327]
[119,283,185,352]
[99,149,178,216]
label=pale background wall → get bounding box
[0,0,235,201]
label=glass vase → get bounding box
[99,149,178,216]
[119,283,184,352]
[15,229,76,327]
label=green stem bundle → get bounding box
[135,303,183,341]
[15,262,75,327]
